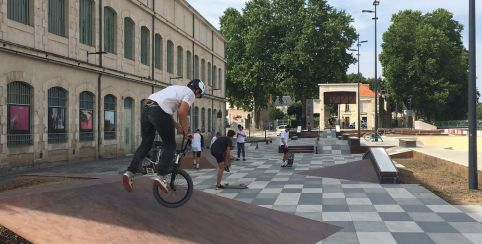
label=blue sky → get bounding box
[187,0,481,97]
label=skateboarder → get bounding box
[210,129,236,189]
[280,126,289,167]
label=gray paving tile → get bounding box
[353,221,389,232]
[348,205,377,212]
[384,221,423,232]
[402,205,432,212]
[438,213,477,222]
[281,188,303,193]
[251,197,277,205]
[322,198,347,205]
[299,193,323,204]
[325,221,356,232]
[417,222,459,233]
[449,222,482,233]
[392,233,435,244]
[323,204,349,212]
[408,212,445,222]
[379,212,413,221]
[367,193,397,204]
[356,232,397,244]
[462,233,482,244]
[427,233,473,244]
[320,232,359,244]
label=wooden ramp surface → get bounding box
[0,176,341,244]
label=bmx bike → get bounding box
[363,128,385,142]
[140,136,193,208]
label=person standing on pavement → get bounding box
[280,126,290,167]
[191,129,203,169]
[122,79,205,193]
[236,124,247,161]
[211,129,236,189]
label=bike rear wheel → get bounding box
[152,169,193,208]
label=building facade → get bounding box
[314,83,375,130]
[0,0,226,171]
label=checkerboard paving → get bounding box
[188,136,482,244]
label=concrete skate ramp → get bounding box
[0,176,341,243]
[298,159,379,183]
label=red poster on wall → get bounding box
[80,109,93,131]
[9,105,30,132]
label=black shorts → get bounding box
[280,145,289,154]
[211,151,225,163]
[193,151,201,157]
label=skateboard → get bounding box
[223,183,248,189]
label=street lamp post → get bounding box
[468,0,477,190]
[349,36,368,139]
[363,0,380,139]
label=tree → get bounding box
[345,73,367,84]
[379,9,468,121]
[287,102,302,125]
[220,0,357,127]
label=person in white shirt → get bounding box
[236,124,247,161]
[280,126,290,167]
[123,79,205,193]
[191,129,203,169]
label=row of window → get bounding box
[7,0,224,88]
[6,81,220,146]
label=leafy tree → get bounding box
[477,103,482,120]
[220,0,357,127]
[287,102,302,125]
[345,73,367,84]
[379,9,468,121]
[269,106,285,121]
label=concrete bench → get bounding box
[348,137,360,147]
[399,138,417,147]
[363,148,399,183]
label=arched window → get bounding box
[193,106,199,131]
[104,7,116,54]
[186,51,192,79]
[79,91,95,141]
[48,0,66,36]
[207,108,212,132]
[124,17,135,60]
[167,40,174,73]
[154,34,162,69]
[218,68,223,90]
[213,109,217,133]
[141,26,150,65]
[207,62,212,86]
[201,107,205,132]
[8,0,32,25]
[213,65,217,89]
[48,87,68,143]
[194,55,199,79]
[177,46,183,77]
[79,0,93,45]
[7,81,33,145]
[104,94,116,139]
[201,59,206,81]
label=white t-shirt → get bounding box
[191,132,202,152]
[148,85,195,115]
[280,130,289,147]
[236,129,246,143]
[210,136,217,147]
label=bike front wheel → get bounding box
[152,169,193,208]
